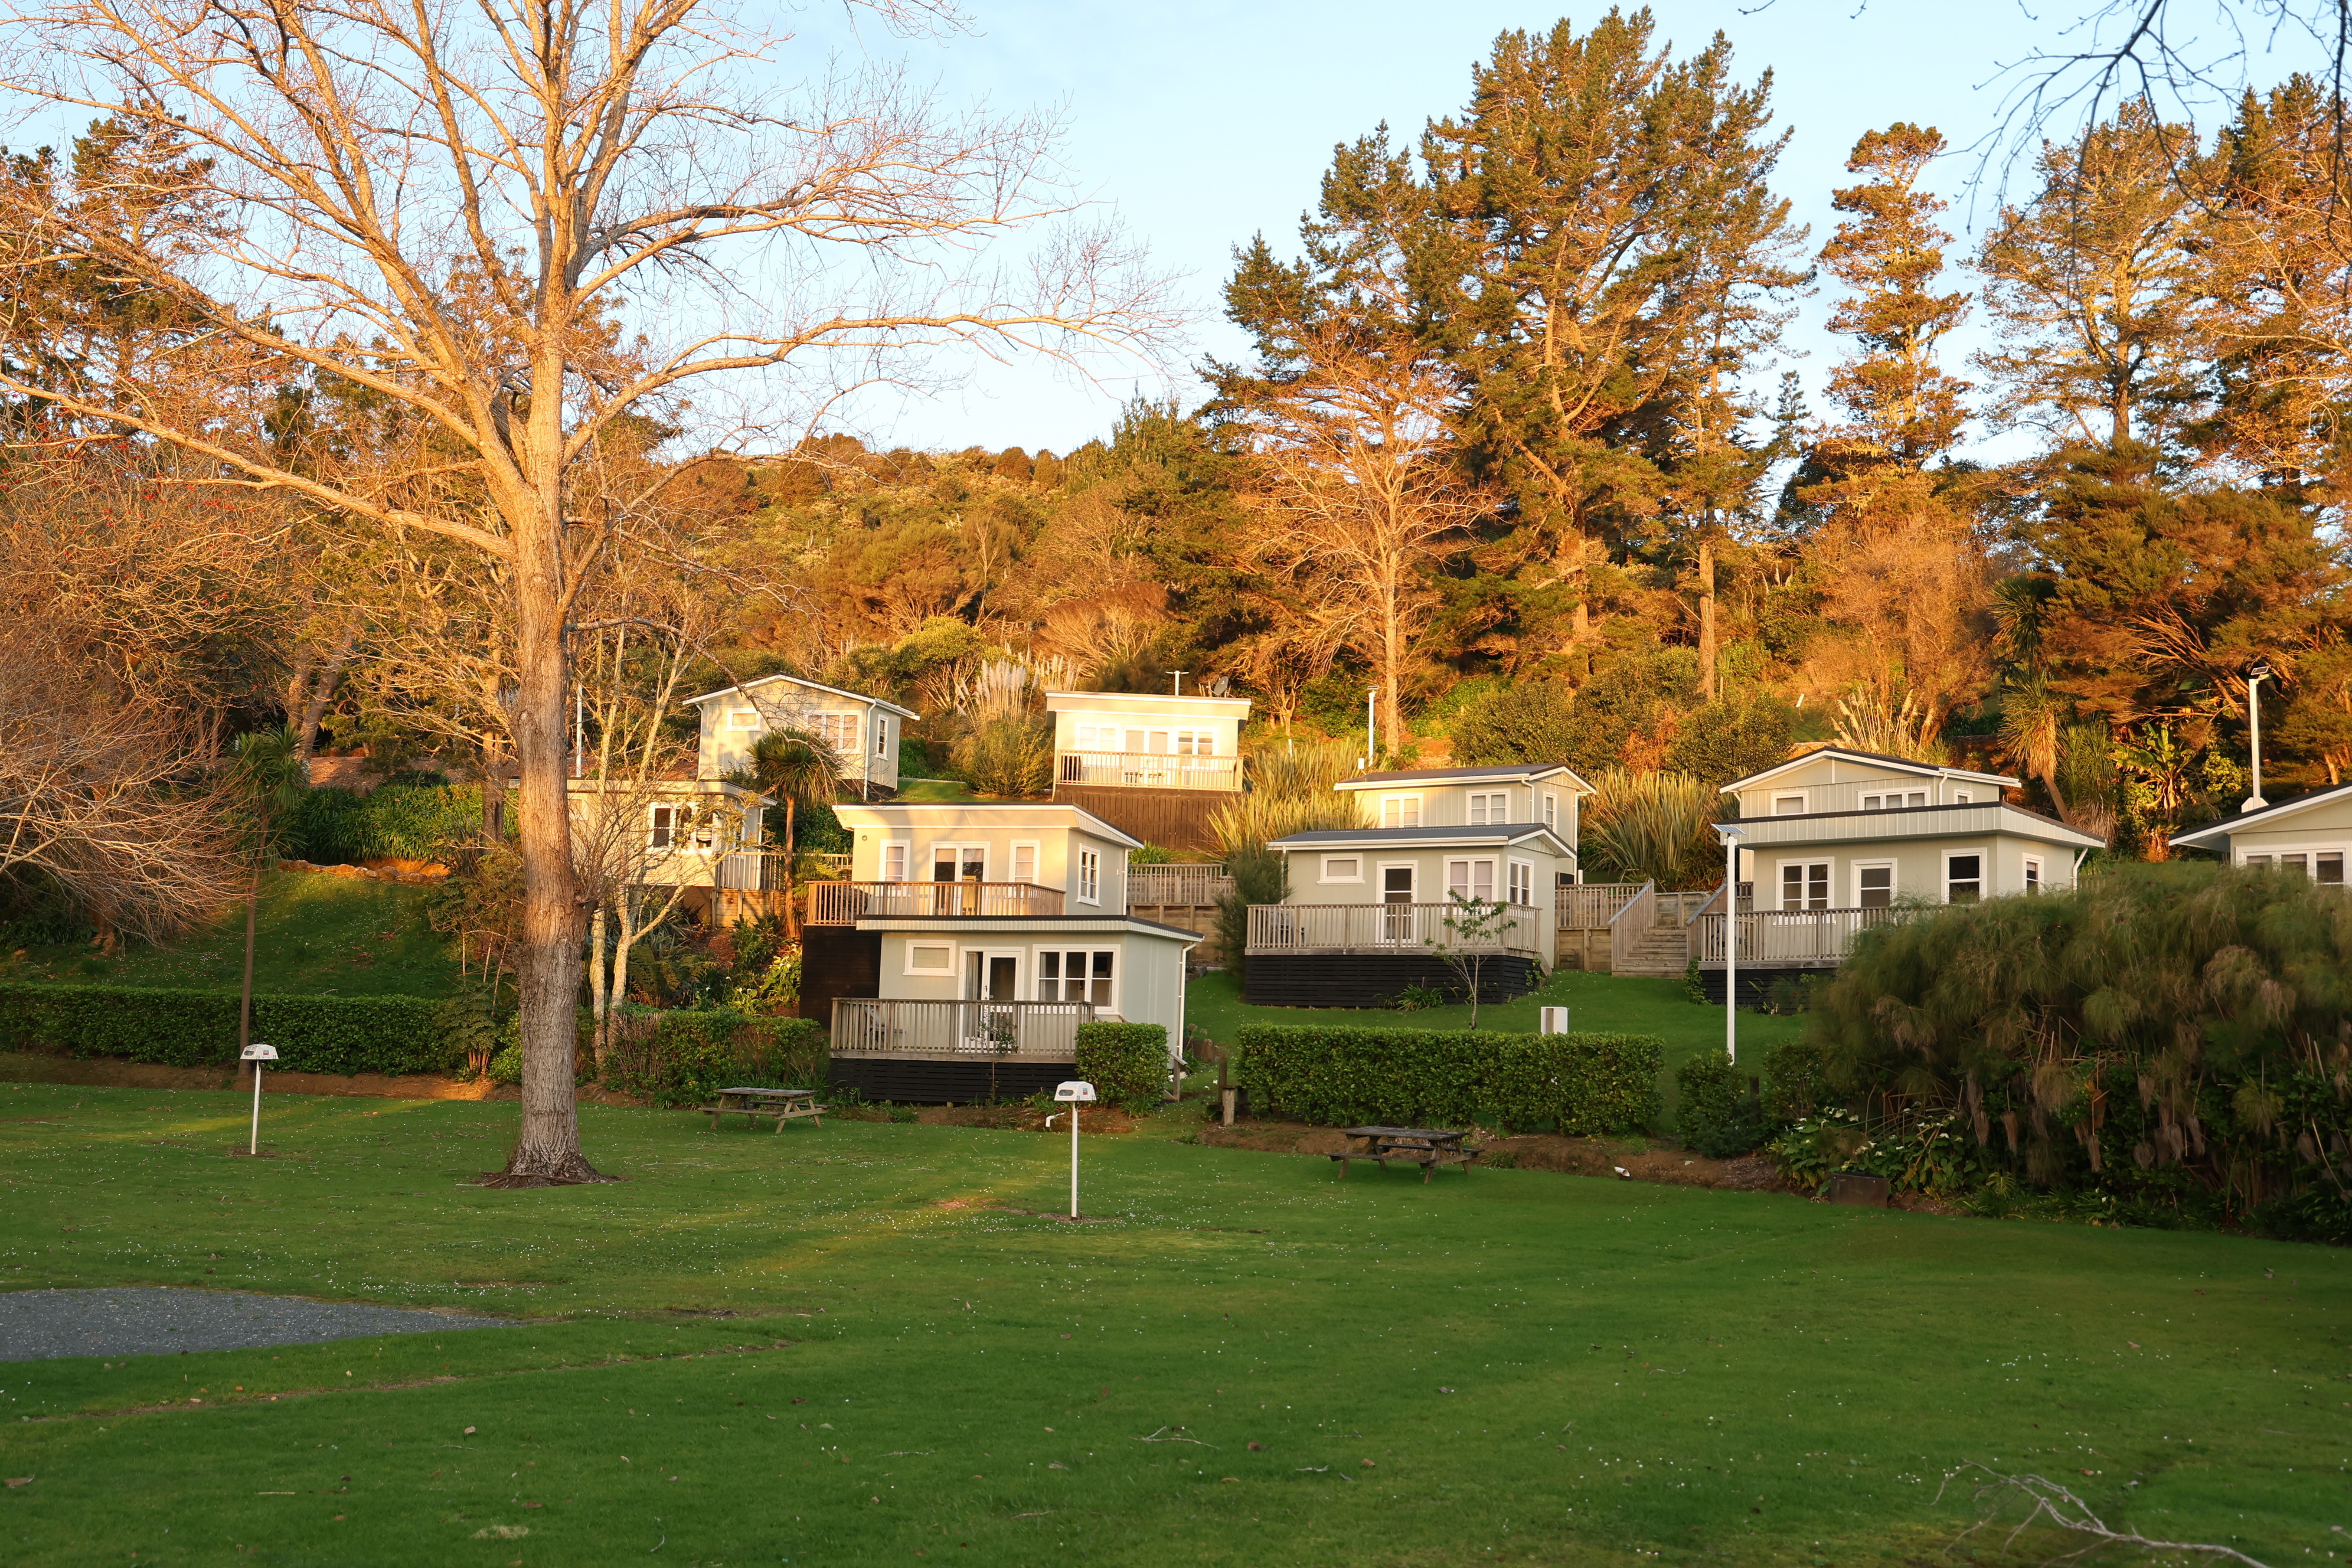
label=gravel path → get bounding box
[0,1288,515,1361]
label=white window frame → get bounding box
[1954,789,1974,804]
[1034,946,1118,1010]
[930,842,988,883]
[1445,856,1497,903]
[1009,841,1040,886]
[873,713,890,757]
[1772,792,1808,816]
[880,841,910,883]
[1543,792,1559,829]
[1778,858,1831,912]
[724,707,762,730]
[903,941,955,976]
[1377,862,1419,900]
[1320,855,1365,885]
[1466,790,1510,826]
[1379,794,1425,828]
[2239,842,2350,884]
[1076,847,1102,906]
[1852,858,1896,910]
[1507,858,1534,907]
[2022,854,2044,894]
[649,803,682,849]
[962,947,1024,1003]
[1943,848,1987,904]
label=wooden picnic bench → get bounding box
[701,1086,827,1132]
[1328,1126,1479,1182]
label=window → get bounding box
[1946,852,1983,904]
[1468,790,1510,825]
[1380,795,1423,828]
[1543,792,1559,829]
[881,841,909,882]
[2245,853,2272,867]
[649,805,682,848]
[1867,789,1929,808]
[2324,852,2346,886]
[1507,860,1533,906]
[2023,855,2043,894]
[809,711,860,756]
[1381,865,1417,940]
[1445,857,1497,902]
[725,708,762,730]
[1954,790,1973,804]
[932,844,986,883]
[1772,793,1807,815]
[1010,842,1038,884]
[905,943,953,975]
[1038,949,1116,1008]
[1780,861,1830,911]
[1175,730,1217,756]
[1077,848,1101,904]
[875,715,890,757]
[1321,855,1363,883]
[1856,863,1894,909]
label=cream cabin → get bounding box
[2171,782,2352,877]
[803,801,1203,1102]
[687,673,919,798]
[1248,764,1591,1008]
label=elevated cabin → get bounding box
[2171,783,2352,878]
[564,776,769,926]
[1244,763,1591,1008]
[686,673,919,799]
[1044,690,1250,854]
[1696,747,2106,1003]
[805,801,1201,1102]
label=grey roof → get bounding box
[685,671,919,720]
[1721,746,2017,793]
[1267,823,1573,851]
[1338,763,1583,789]
[2172,782,2352,846]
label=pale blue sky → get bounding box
[799,0,2331,459]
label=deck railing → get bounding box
[1555,882,1645,930]
[1693,906,1906,966]
[1128,863,1234,907]
[829,998,1095,1060]
[805,880,1067,926]
[1606,880,1658,972]
[1244,901,1540,957]
[1056,750,1242,792]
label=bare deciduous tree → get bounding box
[0,0,1174,1181]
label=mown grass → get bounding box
[1,1082,2341,1567]
[0,872,459,999]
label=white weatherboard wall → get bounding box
[691,674,915,792]
[1044,691,1250,759]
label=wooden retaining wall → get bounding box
[1051,783,1236,855]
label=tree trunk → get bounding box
[1698,538,1717,703]
[496,375,601,1185]
[589,903,609,1072]
[480,747,506,846]
[293,626,359,762]
[782,796,800,940]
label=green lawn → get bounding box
[0,1083,2339,1567]
[1,872,459,998]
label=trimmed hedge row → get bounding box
[1234,1023,1663,1133]
[0,982,449,1075]
[1074,1022,1169,1112]
[596,1009,828,1108]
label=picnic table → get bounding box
[1328,1126,1478,1182]
[701,1086,827,1132]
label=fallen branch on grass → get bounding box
[1939,1461,2271,1566]
[1135,1426,1213,1446]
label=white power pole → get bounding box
[1719,825,1746,1064]
[2244,664,2271,812]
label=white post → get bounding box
[1719,827,1746,1066]
[2244,665,2270,812]
[1366,687,1377,768]
[1053,1080,1096,1220]
[250,1059,263,1155]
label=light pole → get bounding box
[1718,825,1746,1064]
[2244,663,2272,812]
[1053,1080,1097,1219]
[242,1043,278,1155]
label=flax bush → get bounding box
[1802,861,2352,1239]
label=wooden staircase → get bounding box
[1615,924,1691,977]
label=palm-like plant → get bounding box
[726,727,844,936]
[1580,768,1720,889]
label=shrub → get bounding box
[597,1009,827,1108]
[1674,1049,1768,1157]
[282,783,487,864]
[0,982,451,1074]
[1234,1023,1662,1133]
[1075,1021,1168,1112]
[1759,1037,1827,1123]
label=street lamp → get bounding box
[2245,663,2272,813]
[1717,824,1746,1065]
[1052,1080,1097,1219]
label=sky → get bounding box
[788,0,2335,461]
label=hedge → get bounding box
[1234,1023,1662,1133]
[0,982,450,1075]
[1673,1048,1769,1157]
[1074,1022,1168,1112]
[596,1008,827,1108]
